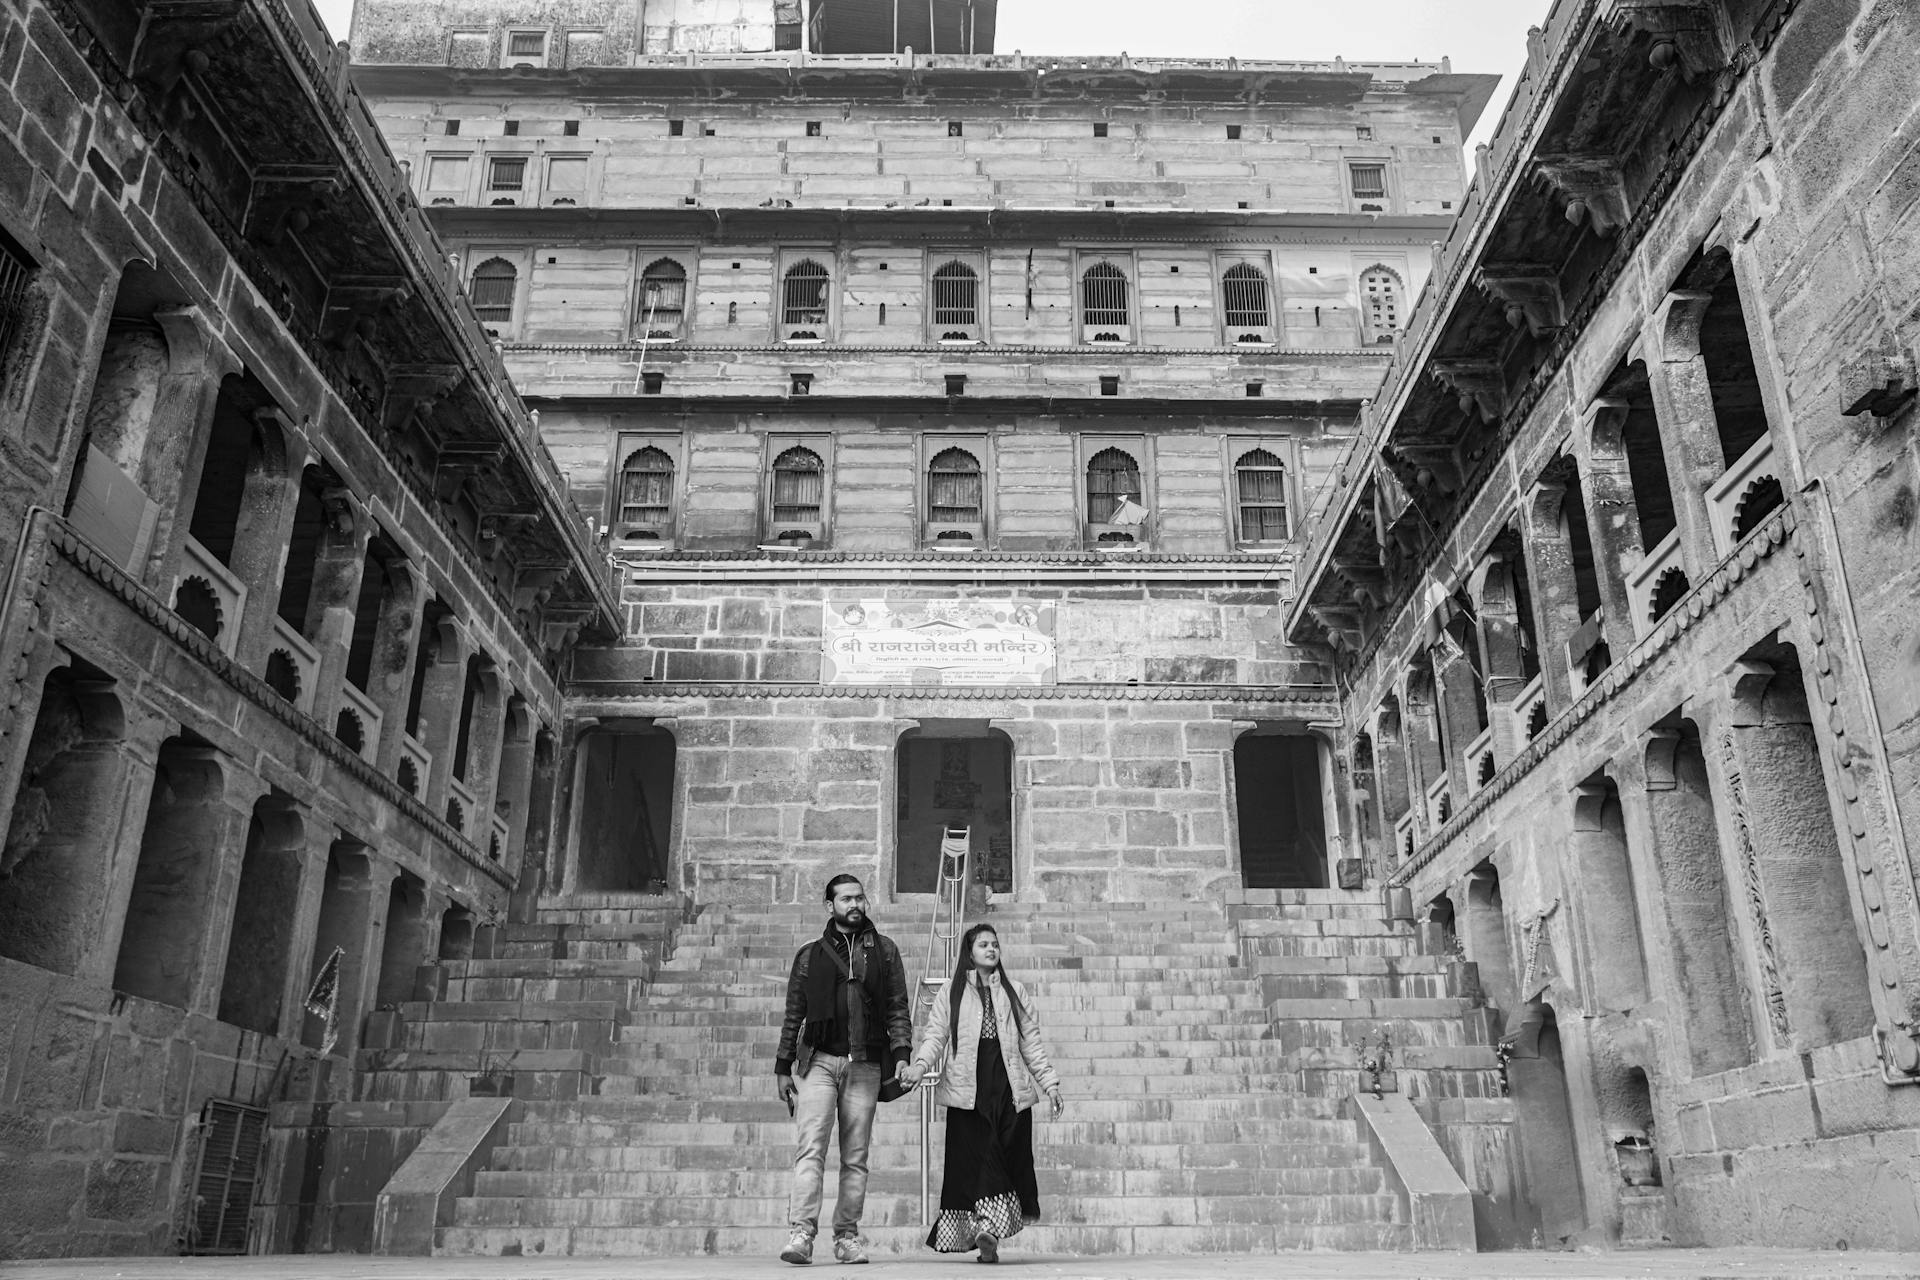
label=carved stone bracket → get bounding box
[246,164,345,245]
[540,601,596,653]
[1581,397,1632,456]
[1388,442,1464,495]
[1602,0,1728,80]
[1475,263,1566,337]
[1431,359,1505,424]
[1534,155,1631,236]
[1840,343,1916,419]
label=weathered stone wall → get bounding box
[369,85,1468,217]
[1288,0,1920,1252]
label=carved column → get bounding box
[145,307,242,593]
[415,619,475,811]
[1472,540,1530,764]
[300,488,373,730]
[231,412,306,672]
[1570,397,1644,628]
[370,560,428,769]
[1519,465,1583,712]
[1638,291,1723,570]
[187,766,274,1018]
[492,700,538,880]
[464,666,509,857]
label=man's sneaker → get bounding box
[780,1231,814,1265]
[833,1236,869,1264]
[975,1231,999,1264]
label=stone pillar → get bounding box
[493,701,538,878]
[301,846,387,1058]
[144,308,242,593]
[511,729,560,915]
[1371,701,1415,861]
[1570,398,1643,632]
[278,812,335,1043]
[1639,292,1724,572]
[1432,647,1484,797]
[371,562,428,769]
[80,711,178,987]
[1518,472,1582,712]
[464,669,509,855]
[300,488,373,730]
[1569,777,1650,1013]
[232,417,308,672]
[415,620,475,810]
[1471,550,1529,764]
[1400,672,1448,839]
[187,768,274,1018]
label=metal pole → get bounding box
[928,0,937,56]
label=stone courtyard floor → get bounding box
[4,1251,1920,1280]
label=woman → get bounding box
[900,923,1063,1263]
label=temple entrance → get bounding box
[894,726,1013,895]
[570,725,676,892]
[1232,731,1329,889]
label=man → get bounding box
[775,874,913,1265]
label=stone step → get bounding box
[623,1007,1276,1029]
[448,1190,1400,1229]
[501,1116,1361,1146]
[1244,953,1453,974]
[614,1037,1288,1062]
[491,1139,1379,1174]
[596,1074,1295,1098]
[470,1162,1388,1199]
[434,1220,1416,1255]
[499,1095,1347,1123]
[1262,996,1480,1020]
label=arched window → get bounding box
[1081,261,1130,340]
[1222,263,1272,339]
[469,257,517,325]
[782,259,830,337]
[618,446,675,533]
[1361,265,1403,345]
[636,258,687,339]
[927,448,982,526]
[1235,447,1289,542]
[931,260,979,336]
[1086,448,1141,523]
[771,446,825,531]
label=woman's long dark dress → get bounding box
[928,988,1040,1252]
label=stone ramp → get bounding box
[434,898,1440,1256]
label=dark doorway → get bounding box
[572,727,675,892]
[895,729,1013,895]
[1233,733,1328,889]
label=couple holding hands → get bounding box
[774,875,1063,1265]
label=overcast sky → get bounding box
[311,0,1544,151]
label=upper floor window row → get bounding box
[606,436,1293,550]
[466,252,1407,348]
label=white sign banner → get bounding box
[822,600,1056,687]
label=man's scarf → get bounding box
[802,916,886,1048]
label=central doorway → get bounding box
[569,724,676,892]
[1232,730,1330,889]
[895,726,1013,895]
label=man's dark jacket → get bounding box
[776,926,913,1079]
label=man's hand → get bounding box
[777,1073,797,1114]
[896,1062,926,1088]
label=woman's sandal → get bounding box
[975,1232,999,1264]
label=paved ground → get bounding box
[3,1251,1919,1280]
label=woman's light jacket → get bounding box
[910,969,1061,1113]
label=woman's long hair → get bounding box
[948,922,1028,1047]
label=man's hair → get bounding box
[823,873,863,903]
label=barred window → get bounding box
[1086,447,1141,523]
[468,257,517,324]
[0,234,34,384]
[508,31,547,57]
[1081,261,1129,336]
[1361,265,1403,344]
[619,446,674,529]
[931,260,979,333]
[637,258,687,339]
[1349,164,1387,200]
[771,446,825,526]
[487,157,526,191]
[782,259,830,335]
[1235,448,1289,542]
[1222,263,1272,334]
[928,448,982,524]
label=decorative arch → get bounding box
[1359,263,1404,344]
[468,257,517,325]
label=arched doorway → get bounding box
[895,725,1013,896]
[569,723,676,893]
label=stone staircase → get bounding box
[430,892,1505,1257]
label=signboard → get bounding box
[822,600,1056,687]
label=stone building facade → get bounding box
[1290,0,1920,1251]
[351,4,1496,909]
[0,0,615,1256]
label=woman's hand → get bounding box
[1047,1088,1064,1119]
[897,1062,927,1088]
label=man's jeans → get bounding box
[787,1053,882,1239]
